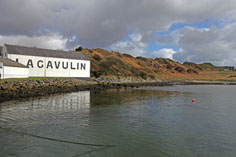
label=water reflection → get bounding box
[44,91,90,110]
[0,91,94,157]
[0,89,188,111]
[0,91,90,111]
[90,88,185,107]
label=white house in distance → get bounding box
[0,57,29,79]
[0,44,90,79]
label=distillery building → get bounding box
[0,44,90,79]
[0,57,29,79]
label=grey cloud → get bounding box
[158,31,180,45]
[173,23,236,66]
[1,0,236,49]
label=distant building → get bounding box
[0,44,90,79]
[224,66,235,71]
[0,57,29,79]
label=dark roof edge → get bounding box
[4,43,73,53]
[4,44,90,60]
[0,58,28,68]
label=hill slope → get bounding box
[78,48,204,80]
[75,48,235,81]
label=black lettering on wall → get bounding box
[81,63,86,70]
[71,62,76,70]
[55,61,61,69]
[47,61,53,69]
[62,62,68,69]
[27,59,34,68]
[37,60,44,68]
[77,63,80,70]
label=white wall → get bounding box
[8,54,90,78]
[3,66,29,79]
[44,57,70,77]
[0,68,3,79]
[1,46,8,58]
[0,62,3,79]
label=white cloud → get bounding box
[0,34,68,50]
[129,33,143,43]
[110,33,147,56]
[152,48,177,59]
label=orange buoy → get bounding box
[192,98,196,103]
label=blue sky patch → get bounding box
[146,42,178,52]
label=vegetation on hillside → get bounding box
[198,62,224,71]
[78,48,235,81]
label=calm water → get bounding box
[1,85,236,156]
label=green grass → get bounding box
[198,63,224,70]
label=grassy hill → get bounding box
[198,62,224,71]
[76,48,235,81]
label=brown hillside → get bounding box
[77,48,236,81]
[79,48,206,80]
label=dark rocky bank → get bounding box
[1,78,236,104]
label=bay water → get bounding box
[0,85,236,156]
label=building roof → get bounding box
[4,44,89,60]
[0,57,28,68]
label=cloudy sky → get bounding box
[1,0,236,65]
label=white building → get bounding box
[0,57,29,79]
[0,44,90,79]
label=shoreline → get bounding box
[0,78,236,104]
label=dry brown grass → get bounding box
[79,48,236,81]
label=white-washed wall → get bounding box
[9,54,45,77]
[3,66,29,79]
[8,54,90,78]
[69,59,90,77]
[1,46,8,58]
[0,68,3,79]
[45,57,70,77]
[0,62,3,79]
